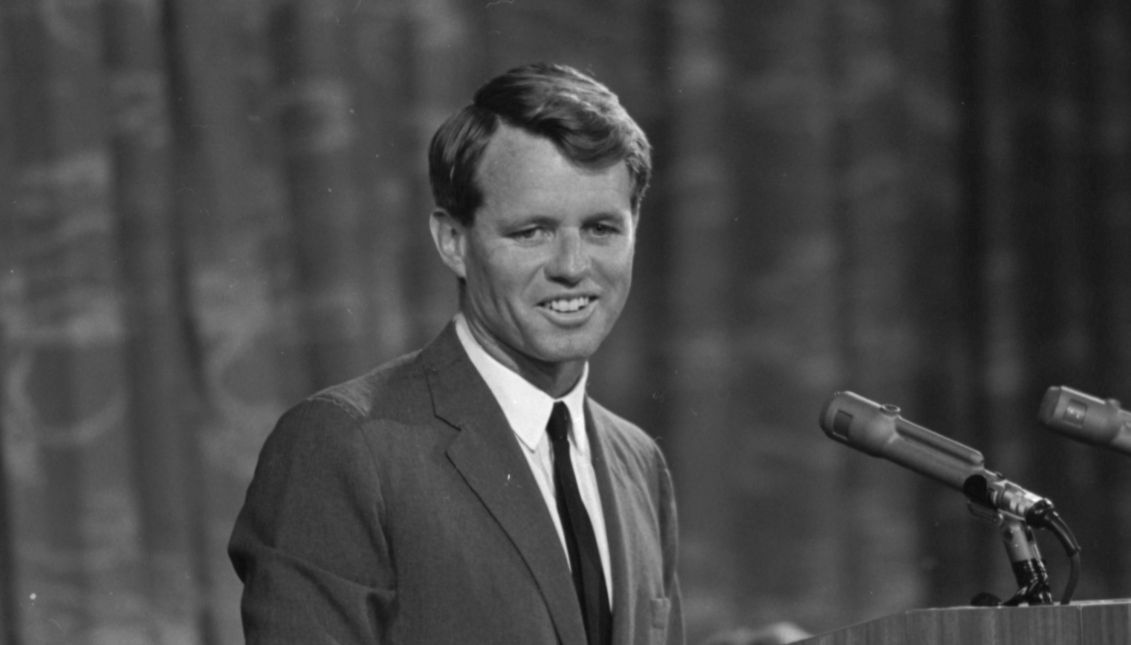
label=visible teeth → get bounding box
[546,297,590,313]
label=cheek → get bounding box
[467,253,532,303]
[597,249,635,287]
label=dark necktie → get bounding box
[547,401,612,645]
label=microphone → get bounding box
[820,391,1055,524]
[1038,385,1131,456]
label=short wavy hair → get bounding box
[428,63,652,226]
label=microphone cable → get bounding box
[1037,507,1081,605]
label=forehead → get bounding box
[475,125,632,216]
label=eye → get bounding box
[586,221,621,237]
[509,226,547,241]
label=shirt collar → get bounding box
[454,313,590,455]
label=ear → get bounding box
[429,208,468,279]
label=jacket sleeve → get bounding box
[228,399,393,644]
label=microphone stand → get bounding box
[963,473,1080,606]
[967,504,1053,606]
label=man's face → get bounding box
[441,125,637,389]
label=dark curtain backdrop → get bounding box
[2,1,1130,644]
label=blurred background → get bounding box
[2,0,1131,644]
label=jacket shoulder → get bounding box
[305,348,431,423]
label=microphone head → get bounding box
[1039,386,1092,433]
[819,390,987,491]
[1039,385,1131,454]
[819,391,900,457]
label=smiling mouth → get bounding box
[542,296,594,314]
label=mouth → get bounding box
[540,295,595,314]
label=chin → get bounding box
[532,340,603,364]
[520,322,615,364]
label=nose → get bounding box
[546,229,589,283]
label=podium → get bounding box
[793,600,1131,645]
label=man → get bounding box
[229,62,683,645]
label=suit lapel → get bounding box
[422,325,588,645]
[588,402,638,645]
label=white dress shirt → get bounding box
[453,314,613,601]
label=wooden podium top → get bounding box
[794,600,1131,645]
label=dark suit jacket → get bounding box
[229,324,684,644]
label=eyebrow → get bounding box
[504,210,629,225]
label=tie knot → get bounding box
[547,401,571,444]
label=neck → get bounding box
[462,319,585,399]
[518,358,585,399]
